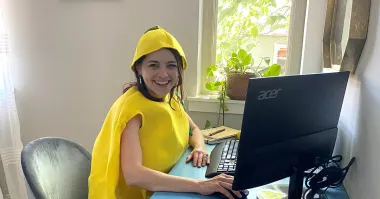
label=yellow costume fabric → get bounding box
[88,87,190,199]
[88,26,189,199]
[131,26,188,70]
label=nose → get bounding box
[157,66,169,78]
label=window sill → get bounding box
[188,68,339,115]
[187,95,245,115]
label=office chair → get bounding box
[21,137,91,199]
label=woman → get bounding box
[88,26,242,199]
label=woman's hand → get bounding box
[186,146,210,167]
[197,173,243,199]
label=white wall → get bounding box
[4,0,380,198]
[4,0,200,151]
[336,1,380,198]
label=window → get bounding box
[189,0,332,115]
[197,0,308,95]
[216,0,291,70]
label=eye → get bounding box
[148,63,159,68]
[168,64,178,68]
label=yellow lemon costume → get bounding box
[88,26,190,199]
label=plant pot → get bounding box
[226,72,256,100]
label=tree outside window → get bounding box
[216,0,291,72]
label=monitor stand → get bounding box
[256,167,321,199]
[288,166,304,198]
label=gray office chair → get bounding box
[21,137,91,199]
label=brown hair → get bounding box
[122,48,184,109]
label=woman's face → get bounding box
[137,48,180,98]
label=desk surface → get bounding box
[151,144,350,199]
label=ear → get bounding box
[135,64,142,75]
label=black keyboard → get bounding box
[205,139,239,178]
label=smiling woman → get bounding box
[124,47,184,108]
[88,26,244,199]
[122,26,186,107]
[138,49,181,98]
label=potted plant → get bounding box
[225,49,255,100]
[204,49,282,128]
[225,48,283,100]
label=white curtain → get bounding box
[0,1,28,199]
[0,186,3,199]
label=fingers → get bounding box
[219,182,242,198]
[197,153,203,167]
[189,148,209,167]
[215,174,234,184]
[216,184,234,199]
[202,154,208,167]
[193,152,199,167]
[221,173,234,179]
[186,152,193,163]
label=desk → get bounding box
[151,144,350,199]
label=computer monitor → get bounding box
[231,71,350,199]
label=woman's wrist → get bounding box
[193,142,205,149]
[191,179,203,193]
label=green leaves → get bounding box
[216,0,291,66]
[205,81,223,91]
[206,64,218,77]
[262,64,282,77]
[204,0,289,127]
[250,26,259,38]
[242,54,252,66]
[238,49,247,59]
[218,4,238,23]
[204,120,211,129]
[226,48,253,74]
[221,103,229,111]
[264,57,271,66]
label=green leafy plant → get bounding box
[204,49,282,129]
[205,64,228,129]
[226,49,253,74]
[216,0,291,65]
[203,0,291,129]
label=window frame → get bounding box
[196,0,308,96]
[190,0,329,114]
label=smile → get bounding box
[153,80,171,85]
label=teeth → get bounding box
[154,81,169,85]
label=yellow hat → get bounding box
[131,26,188,70]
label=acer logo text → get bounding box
[257,89,282,100]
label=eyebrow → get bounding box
[147,60,177,64]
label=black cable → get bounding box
[302,155,355,199]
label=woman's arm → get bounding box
[187,114,205,149]
[185,113,210,167]
[120,114,241,199]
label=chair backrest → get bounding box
[21,137,91,199]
